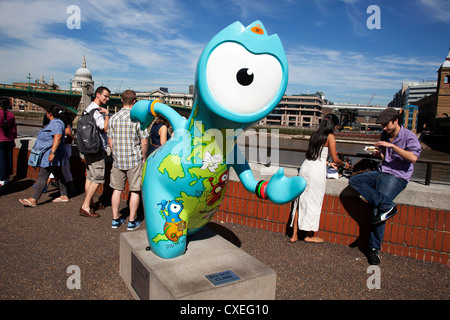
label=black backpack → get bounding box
[76,109,103,155]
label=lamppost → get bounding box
[26,73,32,95]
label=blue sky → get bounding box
[0,0,448,106]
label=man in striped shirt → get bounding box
[108,90,149,230]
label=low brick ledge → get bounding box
[216,180,449,266]
[13,145,450,266]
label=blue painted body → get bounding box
[131,21,307,259]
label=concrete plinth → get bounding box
[120,228,276,300]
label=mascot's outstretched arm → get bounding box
[231,145,306,204]
[130,99,186,131]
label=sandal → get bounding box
[19,199,37,207]
[52,197,69,203]
[304,236,324,243]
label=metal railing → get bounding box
[15,121,450,185]
[241,142,450,186]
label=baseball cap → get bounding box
[376,108,399,124]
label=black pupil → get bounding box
[236,68,254,86]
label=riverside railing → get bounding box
[15,120,450,186]
[241,142,450,186]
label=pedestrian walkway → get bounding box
[0,177,448,300]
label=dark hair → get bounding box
[155,116,169,126]
[305,113,340,161]
[47,105,62,118]
[0,96,10,109]
[58,109,72,127]
[95,86,111,97]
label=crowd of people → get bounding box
[1,88,422,264]
[2,87,169,232]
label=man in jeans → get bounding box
[108,90,148,230]
[349,108,421,265]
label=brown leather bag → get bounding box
[350,159,379,177]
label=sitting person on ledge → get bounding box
[348,107,421,265]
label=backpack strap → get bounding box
[83,108,98,116]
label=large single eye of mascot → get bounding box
[131,21,307,259]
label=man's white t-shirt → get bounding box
[85,101,107,151]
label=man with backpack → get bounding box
[78,86,111,218]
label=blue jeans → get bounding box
[349,171,408,250]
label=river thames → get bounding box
[239,131,450,185]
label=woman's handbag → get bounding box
[28,147,48,167]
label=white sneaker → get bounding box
[371,206,398,227]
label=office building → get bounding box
[389,81,436,108]
[261,92,324,127]
[402,104,419,133]
[136,88,194,108]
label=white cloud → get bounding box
[285,45,440,104]
[0,1,68,40]
[0,0,203,92]
[84,0,186,35]
[0,0,447,103]
[418,0,450,23]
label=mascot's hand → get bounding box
[130,100,154,131]
[266,168,307,204]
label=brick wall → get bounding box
[14,147,449,266]
[216,180,449,266]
